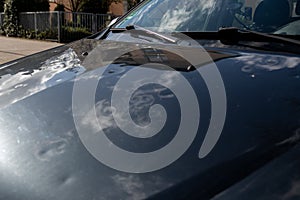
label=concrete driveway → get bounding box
[0,36,62,65]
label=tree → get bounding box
[63,0,140,14]
[127,0,141,10]
[2,0,19,36]
[34,0,49,11]
[54,3,65,11]
[68,0,85,12]
[71,0,127,13]
[72,0,121,13]
[81,0,104,13]
[1,0,50,13]
[103,0,122,12]
[0,0,4,12]
[15,0,49,12]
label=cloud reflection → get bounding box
[0,49,85,109]
[236,54,300,72]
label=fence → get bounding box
[0,13,4,25]
[0,11,116,43]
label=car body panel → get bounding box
[0,37,300,199]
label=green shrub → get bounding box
[10,26,57,41]
[2,0,19,37]
[36,29,58,40]
[60,26,91,43]
[0,27,5,36]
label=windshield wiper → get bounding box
[218,27,300,45]
[217,27,300,54]
[110,24,178,44]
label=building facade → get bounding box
[49,0,127,15]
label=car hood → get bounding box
[0,38,300,200]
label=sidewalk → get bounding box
[0,36,62,65]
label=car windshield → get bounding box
[114,0,300,35]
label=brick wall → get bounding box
[49,0,125,15]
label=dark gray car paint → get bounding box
[0,37,300,199]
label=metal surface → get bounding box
[0,37,299,199]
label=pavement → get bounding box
[0,36,62,65]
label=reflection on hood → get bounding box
[0,49,85,109]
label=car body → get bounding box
[0,0,300,199]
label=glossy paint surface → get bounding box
[0,37,300,199]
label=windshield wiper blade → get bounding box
[111,24,178,44]
[218,27,300,54]
[218,27,300,46]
